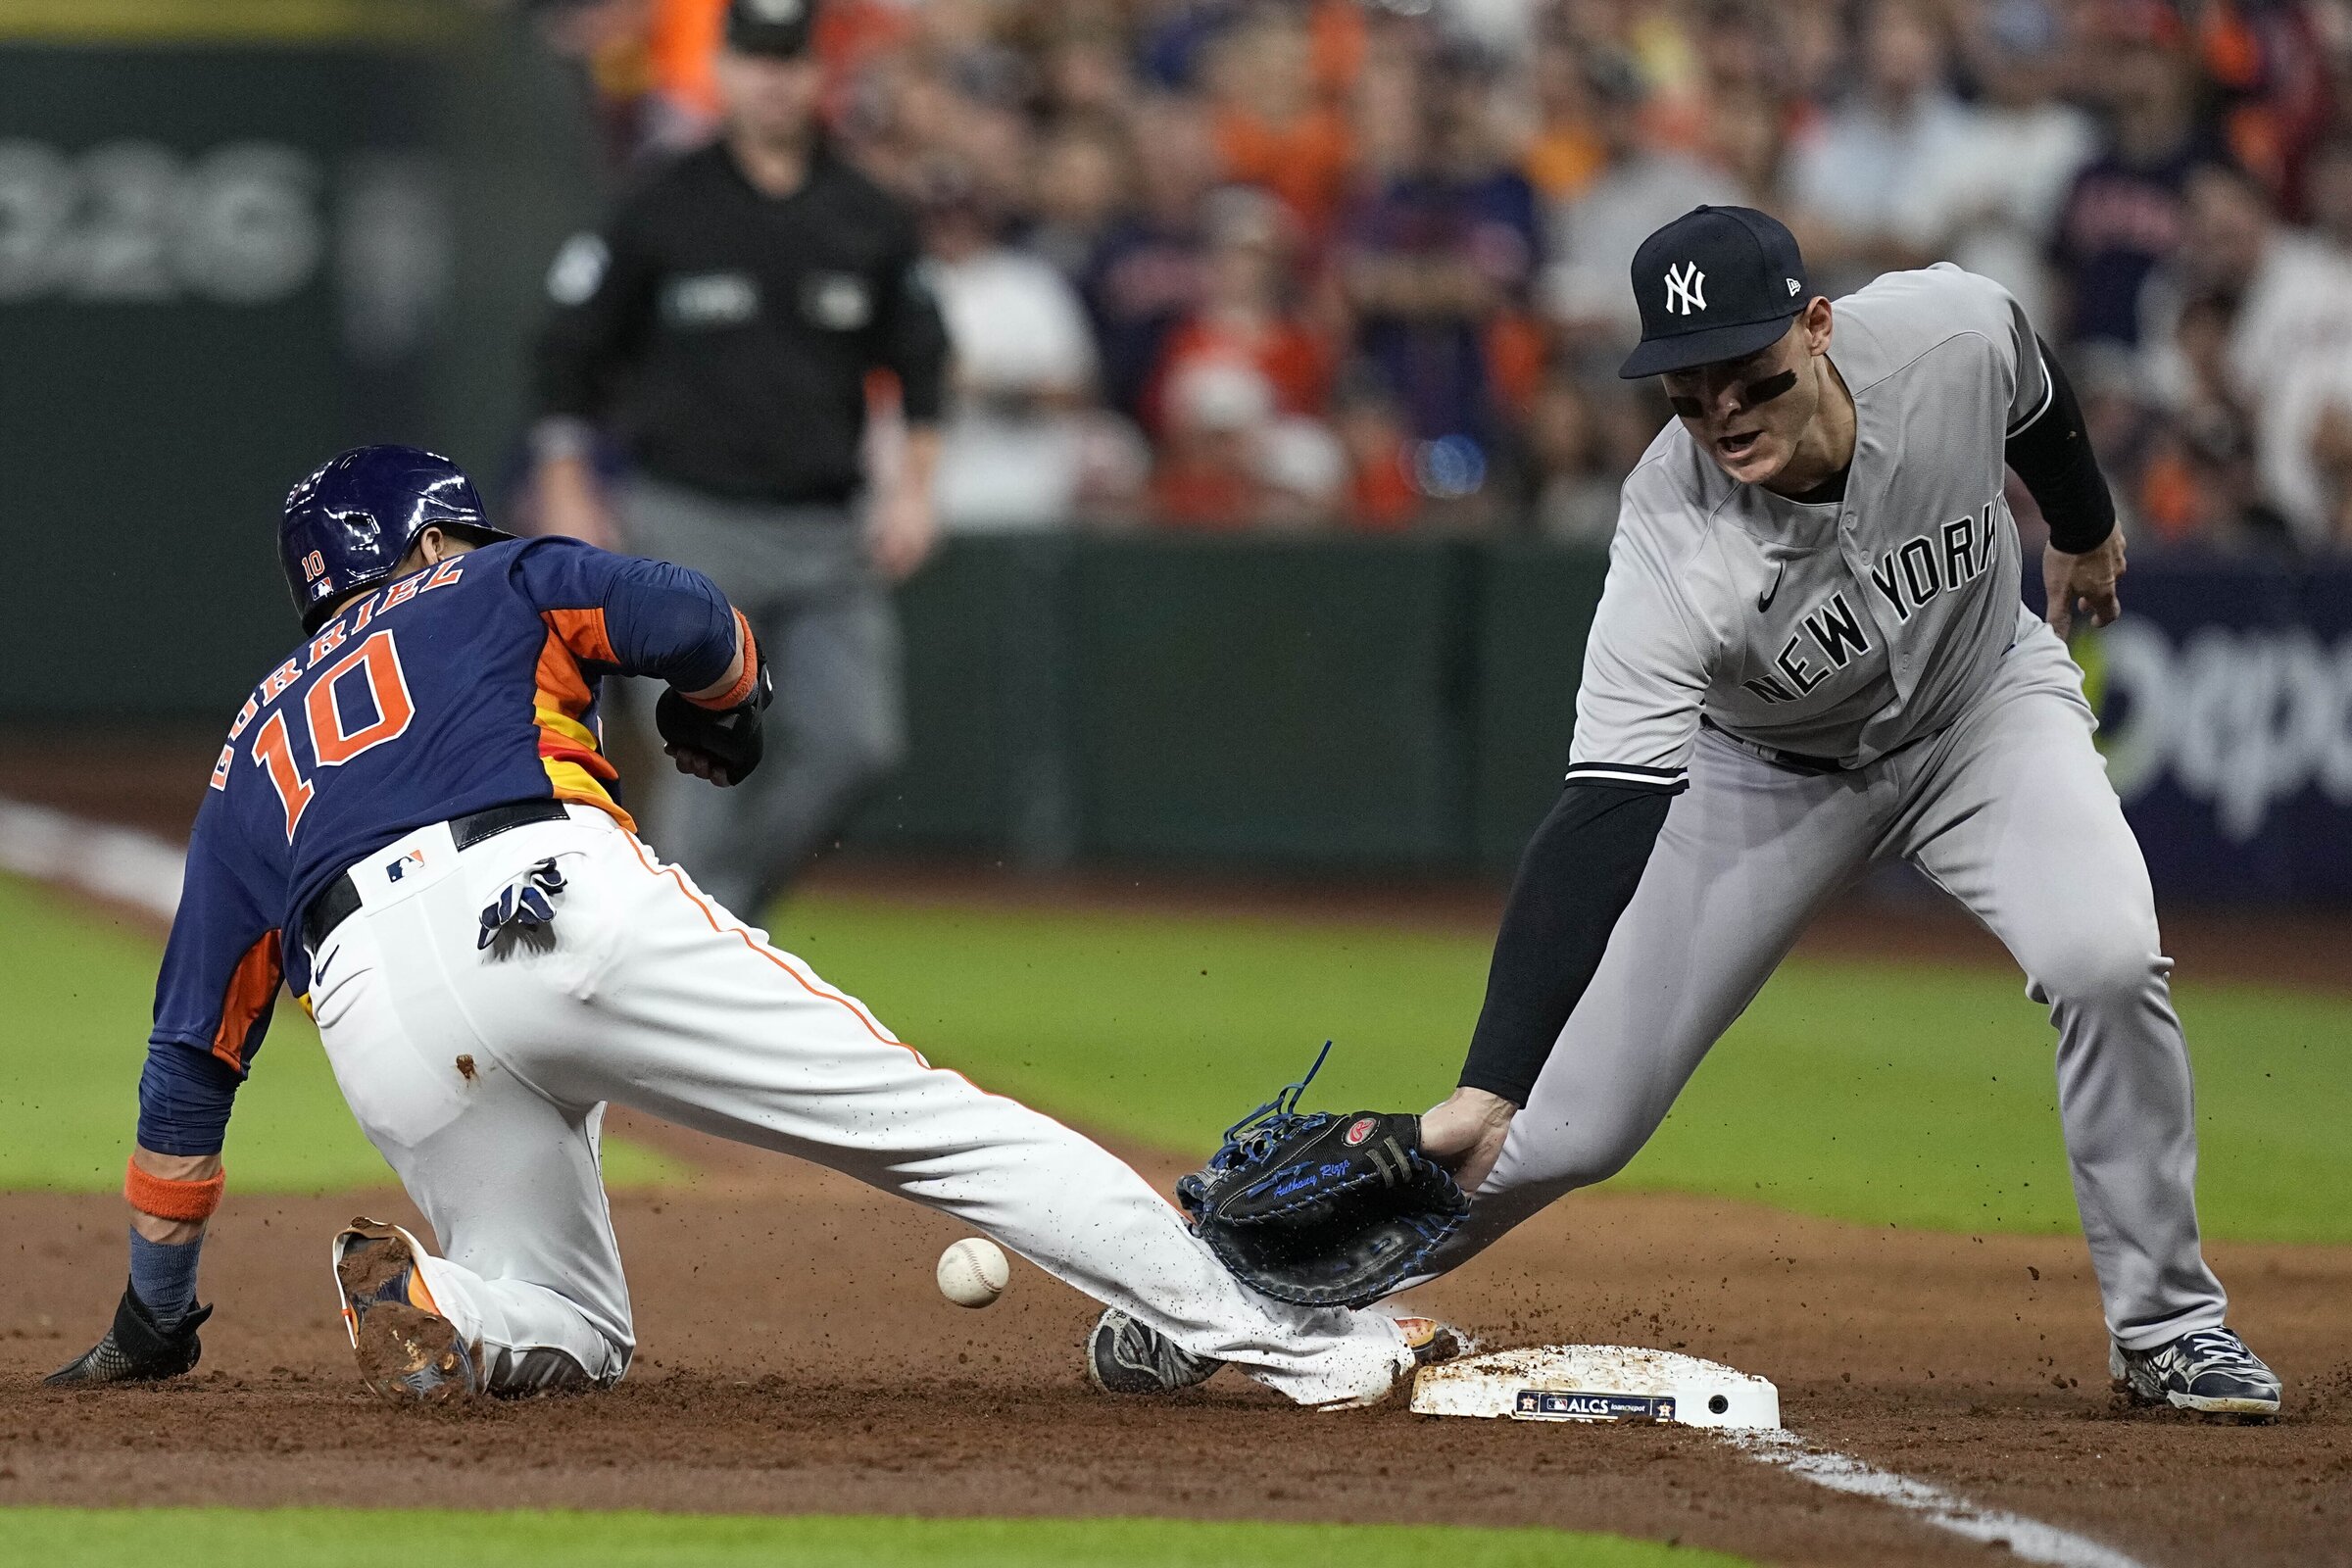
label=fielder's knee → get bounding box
[2027,930,2167,1018]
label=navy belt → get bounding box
[302,799,570,953]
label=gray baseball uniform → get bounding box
[1441,265,2228,1349]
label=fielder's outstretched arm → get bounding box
[1423,781,1677,1190]
[1459,783,1676,1105]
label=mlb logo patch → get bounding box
[384,847,426,883]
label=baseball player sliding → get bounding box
[47,446,1453,1408]
[1405,208,2279,1417]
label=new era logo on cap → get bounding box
[1620,206,1812,379]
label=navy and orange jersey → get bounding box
[136,536,749,1156]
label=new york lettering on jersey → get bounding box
[1740,504,2006,706]
[152,537,741,1082]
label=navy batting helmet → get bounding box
[280,445,511,631]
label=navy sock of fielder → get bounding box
[126,1228,204,1330]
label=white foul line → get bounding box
[1729,1429,2149,1568]
[0,795,184,921]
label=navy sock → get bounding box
[127,1227,204,1330]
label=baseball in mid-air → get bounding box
[936,1237,1009,1307]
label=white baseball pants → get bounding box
[1437,619,2230,1349]
[305,806,1410,1403]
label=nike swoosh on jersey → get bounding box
[1757,562,1786,612]
[313,948,337,984]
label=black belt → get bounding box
[1698,715,1939,776]
[1699,715,1847,775]
[302,799,571,953]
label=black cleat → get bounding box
[46,1286,212,1387]
[2110,1326,2280,1419]
[1085,1308,1223,1396]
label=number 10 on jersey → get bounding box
[213,629,416,840]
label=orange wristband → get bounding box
[687,612,760,710]
[124,1160,225,1222]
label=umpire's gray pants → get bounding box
[1436,619,2229,1349]
[620,476,905,917]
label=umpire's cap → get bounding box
[1619,207,1812,378]
[279,446,512,632]
[727,0,818,56]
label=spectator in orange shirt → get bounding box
[1521,35,1606,204]
[1204,8,1356,239]
[1142,186,1333,438]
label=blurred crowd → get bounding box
[529,0,2352,553]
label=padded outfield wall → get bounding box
[843,536,2352,904]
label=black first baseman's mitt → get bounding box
[656,659,774,787]
[1176,1043,1469,1308]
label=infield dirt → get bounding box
[4,1118,2346,1568]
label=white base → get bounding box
[1410,1345,1781,1431]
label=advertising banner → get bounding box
[2082,555,2352,903]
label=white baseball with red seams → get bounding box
[301,803,1414,1402]
[937,1238,1009,1307]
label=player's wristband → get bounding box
[124,1160,225,1223]
[685,612,761,710]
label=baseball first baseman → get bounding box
[1414,208,2279,1417]
[48,445,1448,1407]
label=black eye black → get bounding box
[1667,395,1704,417]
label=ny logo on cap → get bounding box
[1665,262,1706,316]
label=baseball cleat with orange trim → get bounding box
[1394,1314,1477,1370]
[331,1218,480,1404]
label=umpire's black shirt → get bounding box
[536,139,949,505]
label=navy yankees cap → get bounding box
[1619,207,1811,378]
[727,0,818,57]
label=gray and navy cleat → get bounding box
[332,1218,481,1404]
[1084,1307,1223,1396]
[2110,1326,2280,1419]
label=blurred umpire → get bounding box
[531,0,947,916]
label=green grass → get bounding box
[0,876,679,1192]
[771,893,2352,1245]
[8,872,2347,1244]
[0,1509,1751,1568]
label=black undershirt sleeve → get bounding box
[2004,336,2115,555]
[1457,781,1678,1105]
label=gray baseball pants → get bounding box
[1439,621,2229,1349]
[620,475,905,917]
